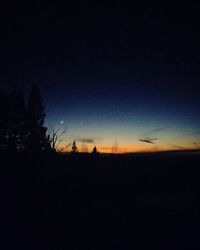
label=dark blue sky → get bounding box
[0,0,200,152]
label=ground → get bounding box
[2,152,200,249]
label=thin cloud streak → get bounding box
[138,138,158,144]
[76,137,101,144]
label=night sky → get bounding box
[1,1,200,153]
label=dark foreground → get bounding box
[2,152,200,249]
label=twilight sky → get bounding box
[0,1,200,153]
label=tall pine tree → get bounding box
[25,85,50,152]
[6,87,26,152]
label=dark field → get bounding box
[2,152,200,249]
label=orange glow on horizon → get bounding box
[57,142,198,154]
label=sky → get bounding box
[0,0,200,153]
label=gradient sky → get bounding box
[0,1,200,153]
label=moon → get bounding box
[60,120,64,124]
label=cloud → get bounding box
[75,137,101,144]
[138,128,164,144]
[138,138,158,144]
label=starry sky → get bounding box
[0,0,200,153]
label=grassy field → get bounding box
[2,152,200,249]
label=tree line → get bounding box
[0,85,99,155]
[0,85,51,153]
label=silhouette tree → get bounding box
[7,87,26,152]
[92,146,97,154]
[48,124,67,151]
[15,89,26,151]
[0,87,26,152]
[0,85,52,153]
[112,140,118,154]
[71,140,78,153]
[25,85,50,152]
